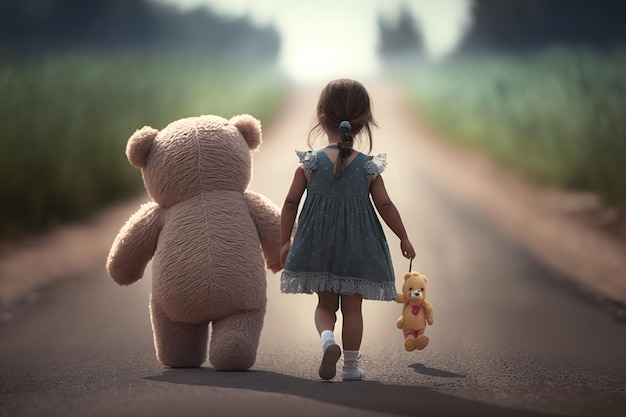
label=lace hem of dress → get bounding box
[281,270,397,301]
[295,150,318,174]
[364,154,387,180]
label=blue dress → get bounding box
[280,148,397,301]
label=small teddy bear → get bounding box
[395,271,434,351]
[106,114,282,370]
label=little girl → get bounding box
[279,78,416,381]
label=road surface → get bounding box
[1,81,626,417]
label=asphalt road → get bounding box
[1,81,626,417]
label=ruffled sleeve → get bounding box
[364,153,387,181]
[296,150,318,174]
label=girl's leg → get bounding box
[340,293,363,351]
[316,291,341,380]
[340,294,365,381]
[315,291,339,334]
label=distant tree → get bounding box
[377,5,423,60]
[0,0,280,61]
[460,0,626,53]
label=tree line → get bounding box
[461,0,626,54]
[0,0,280,60]
[2,0,625,62]
[378,0,626,59]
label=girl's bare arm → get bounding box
[370,175,416,259]
[280,165,307,266]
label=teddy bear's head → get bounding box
[125,114,262,208]
[401,272,428,305]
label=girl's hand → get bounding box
[279,241,291,268]
[401,239,415,260]
[268,263,283,273]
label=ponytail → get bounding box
[335,121,353,177]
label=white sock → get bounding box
[320,330,336,352]
[343,350,359,363]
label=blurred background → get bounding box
[1,0,625,245]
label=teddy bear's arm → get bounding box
[423,300,434,325]
[244,191,282,273]
[106,202,163,285]
[395,293,408,304]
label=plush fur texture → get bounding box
[107,114,281,370]
[395,272,434,352]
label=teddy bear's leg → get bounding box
[404,331,418,352]
[209,308,265,371]
[150,297,208,368]
[414,329,429,351]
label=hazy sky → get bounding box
[153,0,472,82]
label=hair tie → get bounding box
[339,121,351,135]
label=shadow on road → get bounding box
[145,368,560,417]
[409,363,466,378]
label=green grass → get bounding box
[0,51,287,239]
[400,47,626,206]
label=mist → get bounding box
[151,0,473,82]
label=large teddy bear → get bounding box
[106,114,282,370]
[395,271,434,352]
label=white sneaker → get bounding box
[319,344,341,380]
[341,354,365,381]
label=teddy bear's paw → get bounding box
[415,335,429,351]
[404,337,417,352]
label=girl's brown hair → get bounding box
[308,79,377,177]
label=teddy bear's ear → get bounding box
[230,114,262,151]
[404,272,412,281]
[126,126,158,168]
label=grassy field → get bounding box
[401,47,626,206]
[0,51,287,240]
